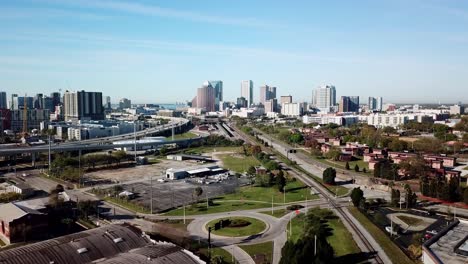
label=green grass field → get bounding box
[207,217,267,237]
[183,146,242,155]
[239,241,274,264]
[168,132,198,140]
[164,181,318,216]
[200,247,235,264]
[259,208,289,218]
[348,207,415,264]
[288,211,360,257]
[219,154,261,173]
[326,218,361,256]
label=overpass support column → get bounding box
[31,152,36,167]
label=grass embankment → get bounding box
[207,217,267,237]
[219,154,261,173]
[274,152,349,196]
[348,207,415,264]
[288,211,360,257]
[164,181,318,216]
[311,155,370,173]
[168,132,198,140]
[239,241,274,264]
[103,196,150,214]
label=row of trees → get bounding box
[420,176,465,203]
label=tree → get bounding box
[404,184,417,209]
[276,173,286,193]
[322,167,336,185]
[350,187,364,207]
[194,187,203,199]
[247,166,256,175]
[324,147,341,161]
[354,164,360,172]
[391,188,401,207]
[345,162,350,170]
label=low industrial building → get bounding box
[166,154,214,162]
[0,203,48,245]
[0,223,204,264]
[422,219,468,264]
[9,182,34,198]
[165,165,225,180]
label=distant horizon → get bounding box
[1,1,468,103]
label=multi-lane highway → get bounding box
[0,118,195,156]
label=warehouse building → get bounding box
[0,223,204,264]
[165,165,225,180]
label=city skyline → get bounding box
[1,0,468,103]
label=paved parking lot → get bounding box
[102,176,250,212]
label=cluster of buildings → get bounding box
[0,90,108,133]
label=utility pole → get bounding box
[134,120,137,164]
[183,203,186,224]
[271,195,274,214]
[78,150,81,187]
[150,175,153,214]
[314,235,317,256]
[48,134,51,175]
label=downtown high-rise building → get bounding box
[0,92,7,109]
[312,85,336,112]
[63,90,104,120]
[119,98,131,109]
[368,96,383,111]
[280,95,292,105]
[259,85,276,105]
[50,92,61,108]
[105,96,111,109]
[339,96,359,112]
[209,80,223,111]
[196,81,216,112]
[11,96,33,110]
[241,80,253,107]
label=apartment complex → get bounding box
[63,90,104,121]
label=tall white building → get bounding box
[281,102,304,117]
[241,80,253,107]
[312,85,336,112]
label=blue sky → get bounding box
[1,0,467,104]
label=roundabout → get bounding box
[206,216,268,237]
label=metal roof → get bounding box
[0,224,203,264]
[0,203,42,223]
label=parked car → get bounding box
[426,230,438,235]
[424,233,433,240]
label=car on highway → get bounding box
[385,226,398,235]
